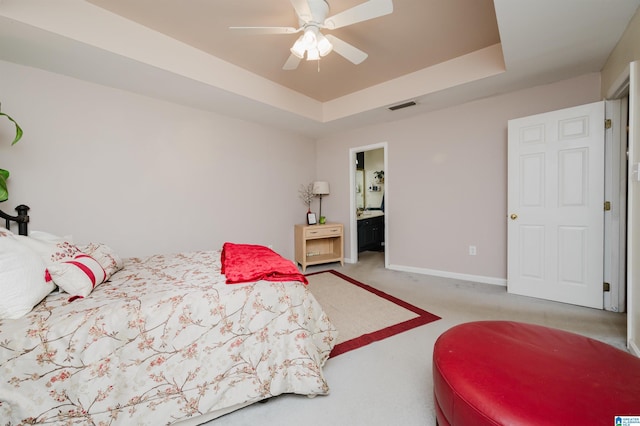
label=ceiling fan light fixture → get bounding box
[302,29,317,49]
[290,36,306,59]
[233,0,395,71]
[317,33,333,56]
[306,47,320,61]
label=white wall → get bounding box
[317,73,602,283]
[601,6,640,98]
[0,60,316,259]
[0,58,604,284]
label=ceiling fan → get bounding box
[230,0,393,70]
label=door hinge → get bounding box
[603,282,610,292]
[604,201,611,211]
[605,119,612,129]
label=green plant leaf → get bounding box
[0,107,22,202]
[0,112,23,145]
[0,170,8,203]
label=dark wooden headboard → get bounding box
[0,205,29,235]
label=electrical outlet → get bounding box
[469,245,477,256]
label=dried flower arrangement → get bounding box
[298,183,314,212]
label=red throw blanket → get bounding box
[221,242,308,285]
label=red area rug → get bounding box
[306,270,441,357]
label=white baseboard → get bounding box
[629,339,640,357]
[345,255,505,286]
[387,263,506,286]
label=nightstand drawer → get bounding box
[304,226,342,238]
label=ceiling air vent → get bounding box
[388,100,417,111]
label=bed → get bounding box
[0,206,337,425]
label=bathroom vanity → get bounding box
[357,211,385,252]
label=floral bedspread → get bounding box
[0,250,337,425]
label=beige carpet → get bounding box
[212,252,627,426]
[306,270,440,356]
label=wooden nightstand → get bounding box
[294,223,344,272]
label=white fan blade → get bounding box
[325,34,368,64]
[283,54,302,70]
[290,0,313,22]
[323,0,393,30]
[229,26,299,35]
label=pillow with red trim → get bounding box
[47,254,107,299]
[0,228,55,319]
[79,242,123,280]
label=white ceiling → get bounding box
[0,0,639,138]
[85,0,502,102]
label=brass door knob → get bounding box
[510,214,518,220]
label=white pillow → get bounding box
[0,229,55,319]
[79,242,123,280]
[15,231,80,265]
[47,254,107,299]
[29,230,73,243]
[0,228,13,238]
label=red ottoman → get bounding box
[433,321,640,425]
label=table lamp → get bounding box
[312,181,330,220]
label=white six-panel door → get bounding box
[507,101,605,309]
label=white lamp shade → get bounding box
[306,48,320,61]
[317,34,333,56]
[312,181,330,195]
[290,36,305,59]
[302,29,316,48]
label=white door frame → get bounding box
[626,61,640,356]
[604,99,627,312]
[605,63,636,352]
[349,142,389,267]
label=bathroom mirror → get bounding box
[355,149,384,215]
[356,170,365,209]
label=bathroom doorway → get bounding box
[349,143,388,267]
